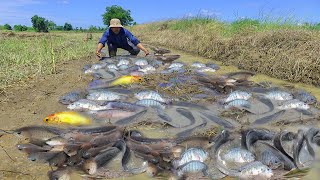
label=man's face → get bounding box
[111,27,121,34]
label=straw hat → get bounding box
[109,18,123,28]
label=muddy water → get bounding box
[1,48,320,179]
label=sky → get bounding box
[0,0,320,28]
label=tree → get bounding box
[14,25,28,31]
[3,24,12,30]
[31,15,49,32]
[102,5,134,26]
[63,23,73,31]
[48,21,56,30]
[56,26,64,31]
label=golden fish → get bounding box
[43,111,91,125]
[110,75,143,86]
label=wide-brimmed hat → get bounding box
[109,18,123,28]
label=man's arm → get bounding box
[137,43,149,56]
[96,30,109,57]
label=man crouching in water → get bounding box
[96,18,149,58]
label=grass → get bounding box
[0,31,101,91]
[130,17,320,87]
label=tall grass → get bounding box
[0,32,101,90]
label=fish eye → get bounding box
[45,118,49,122]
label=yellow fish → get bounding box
[43,111,91,125]
[111,75,143,86]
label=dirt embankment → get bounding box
[131,22,320,87]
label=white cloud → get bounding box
[58,0,69,4]
[183,9,221,19]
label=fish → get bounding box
[224,99,251,109]
[91,62,107,70]
[273,131,295,161]
[13,126,63,141]
[138,65,156,74]
[107,64,118,70]
[67,99,109,111]
[134,90,167,103]
[169,62,184,69]
[293,129,310,169]
[253,110,286,125]
[69,125,118,134]
[168,66,185,73]
[172,101,209,110]
[195,67,216,73]
[59,91,84,105]
[89,130,123,147]
[206,63,220,70]
[103,101,146,111]
[175,108,196,127]
[172,148,208,168]
[43,111,91,125]
[114,109,147,125]
[118,64,129,70]
[256,96,274,113]
[277,99,310,110]
[241,129,274,151]
[191,62,206,68]
[83,147,121,175]
[82,143,114,159]
[86,90,125,101]
[28,151,60,163]
[117,59,130,67]
[176,117,207,137]
[294,90,317,104]
[225,90,252,103]
[16,143,51,153]
[238,161,273,179]
[265,90,293,101]
[201,112,235,129]
[305,128,320,158]
[48,167,71,180]
[222,147,255,164]
[63,143,81,156]
[150,47,171,54]
[156,108,174,125]
[89,109,137,120]
[110,75,143,86]
[67,151,84,166]
[255,141,295,170]
[92,69,117,80]
[135,59,149,66]
[176,160,209,177]
[48,151,68,167]
[135,99,166,109]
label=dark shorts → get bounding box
[108,41,140,57]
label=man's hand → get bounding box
[96,51,102,59]
[144,50,150,57]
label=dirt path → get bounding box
[0,56,97,179]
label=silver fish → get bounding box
[118,64,129,70]
[224,99,251,109]
[59,91,84,105]
[176,160,208,177]
[222,147,255,164]
[191,62,206,68]
[107,64,118,70]
[117,59,130,67]
[91,62,107,70]
[225,90,252,103]
[67,99,109,111]
[172,148,208,168]
[278,99,310,110]
[294,90,317,104]
[135,99,166,109]
[169,62,184,69]
[260,150,283,169]
[195,67,216,73]
[265,90,293,101]
[139,65,156,74]
[135,59,148,66]
[239,161,273,179]
[134,90,167,103]
[206,63,220,70]
[86,90,124,101]
[103,101,146,111]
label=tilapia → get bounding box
[224,99,251,109]
[191,62,206,68]
[135,99,166,109]
[222,147,255,164]
[117,59,130,67]
[176,160,209,177]
[134,90,167,103]
[172,148,208,168]
[294,90,317,104]
[264,90,293,101]
[224,90,252,103]
[59,91,85,105]
[67,99,109,111]
[169,62,184,69]
[103,101,146,111]
[86,90,125,101]
[277,99,310,110]
[135,59,148,66]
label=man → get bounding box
[96,18,149,58]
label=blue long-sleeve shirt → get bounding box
[98,28,140,48]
